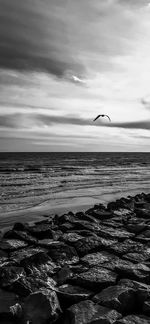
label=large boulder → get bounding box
[64,300,121,324]
[0,239,28,252]
[92,285,136,313]
[57,284,93,308]
[70,266,117,290]
[116,315,150,323]
[22,289,62,324]
[73,236,117,257]
[47,242,79,266]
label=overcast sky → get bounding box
[0,0,150,151]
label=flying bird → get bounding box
[93,114,111,122]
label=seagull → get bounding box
[93,114,111,122]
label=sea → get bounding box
[0,152,150,214]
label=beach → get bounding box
[1,192,150,323]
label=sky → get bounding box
[0,0,150,152]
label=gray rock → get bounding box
[58,284,93,307]
[116,314,150,323]
[0,239,28,251]
[92,285,136,313]
[23,288,62,324]
[64,300,121,324]
[70,266,117,290]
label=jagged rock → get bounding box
[123,251,150,263]
[69,264,89,274]
[64,300,121,324]
[97,227,134,241]
[136,229,150,243]
[81,251,119,268]
[118,279,150,307]
[61,232,84,244]
[0,239,28,251]
[143,300,150,315]
[10,247,48,267]
[86,209,113,220]
[125,218,147,234]
[13,222,29,231]
[4,230,37,244]
[116,314,150,323]
[59,222,75,232]
[57,284,93,308]
[69,266,117,290]
[135,208,150,219]
[75,212,100,223]
[22,289,61,324]
[47,242,79,266]
[92,285,136,313]
[0,288,19,318]
[73,236,117,257]
[54,266,73,285]
[103,259,150,283]
[27,223,54,239]
[0,265,26,288]
[109,239,144,256]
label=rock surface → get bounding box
[1,193,150,323]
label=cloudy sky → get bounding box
[0,0,150,151]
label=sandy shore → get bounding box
[1,188,150,231]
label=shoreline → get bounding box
[0,187,150,230]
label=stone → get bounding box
[73,236,117,257]
[143,300,150,315]
[0,288,18,317]
[0,239,28,251]
[0,265,26,289]
[10,247,48,267]
[23,288,62,324]
[64,300,121,324]
[116,315,150,323]
[81,251,119,268]
[70,266,117,290]
[61,232,84,244]
[92,285,136,313]
[27,223,54,239]
[109,240,144,256]
[4,230,37,244]
[123,251,150,263]
[103,259,150,283]
[54,266,73,285]
[58,284,93,308]
[47,242,79,266]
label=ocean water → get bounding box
[0,152,150,213]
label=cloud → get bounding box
[0,0,141,79]
[1,112,150,131]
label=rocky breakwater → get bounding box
[1,193,150,323]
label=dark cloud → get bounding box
[1,112,150,131]
[0,0,139,79]
[0,0,84,78]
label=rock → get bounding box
[61,232,84,244]
[47,242,79,266]
[135,208,150,219]
[4,230,37,244]
[64,300,121,324]
[0,288,18,318]
[86,209,113,220]
[60,222,75,232]
[73,236,117,257]
[143,300,150,315]
[97,227,134,241]
[27,223,54,239]
[92,285,136,313]
[70,266,117,290]
[81,251,119,268]
[103,259,150,283]
[23,289,62,324]
[123,251,150,263]
[10,247,48,267]
[109,239,144,256]
[57,284,93,308]
[0,265,26,289]
[13,222,29,231]
[0,239,28,251]
[54,266,73,285]
[116,314,150,323]
[118,279,150,308]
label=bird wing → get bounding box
[105,115,111,122]
[93,115,101,121]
